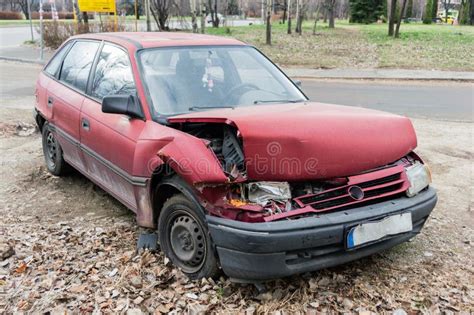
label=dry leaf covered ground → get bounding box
[0,62,473,313]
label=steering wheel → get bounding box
[222,83,259,105]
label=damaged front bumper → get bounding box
[207,187,437,282]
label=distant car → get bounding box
[34,32,437,282]
[206,13,225,24]
[404,17,421,23]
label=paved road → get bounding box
[301,79,473,122]
[0,26,39,47]
[0,61,472,121]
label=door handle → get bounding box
[47,96,54,108]
[81,118,90,131]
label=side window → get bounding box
[59,41,100,92]
[44,41,72,77]
[91,44,136,100]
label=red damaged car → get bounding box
[34,32,437,281]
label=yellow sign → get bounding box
[78,0,116,13]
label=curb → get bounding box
[283,68,474,82]
[0,56,45,65]
[289,75,474,82]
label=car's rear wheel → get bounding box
[158,194,219,279]
[42,123,70,176]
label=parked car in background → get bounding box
[35,32,437,282]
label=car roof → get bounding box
[71,32,246,50]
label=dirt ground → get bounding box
[0,77,473,313]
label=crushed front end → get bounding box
[168,120,437,282]
[200,153,435,281]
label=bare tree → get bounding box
[287,0,292,34]
[394,0,408,37]
[208,0,220,27]
[200,0,206,33]
[266,0,272,45]
[17,0,29,19]
[295,0,302,34]
[312,4,321,35]
[190,0,198,32]
[326,0,336,28]
[282,0,287,23]
[388,0,398,36]
[150,0,173,31]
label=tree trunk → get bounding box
[312,7,320,35]
[388,0,397,36]
[328,0,335,28]
[146,0,151,31]
[432,0,439,18]
[297,11,303,33]
[191,0,198,33]
[266,0,272,45]
[287,0,292,34]
[470,0,474,25]
[444,1,450,23]
[213,0,219,27]
[82,11,89,32]
[201,2,206,33]
[282,0,287,23]
[19,0,29,19]
[394,0,408,37]
[295,0,300,34]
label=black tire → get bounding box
[42,123,70,176]
[158,194,219,280]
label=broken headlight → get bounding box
[244,181,291,206]
[405,162,431,197]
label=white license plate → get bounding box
[347,212,413,249]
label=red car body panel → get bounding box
[168,102,417,180]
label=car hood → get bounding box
[168,102,417,181]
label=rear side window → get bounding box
[91,44,136,100]
[44,41,72,77]
[59,41,100,92]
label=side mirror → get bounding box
[102,94,144,120]
[293,79,302,88]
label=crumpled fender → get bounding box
[157,134,229,184]
[133,121,228,184]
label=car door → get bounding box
[80,43,145,210]
[47,40,100,172]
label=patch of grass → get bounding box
[206,22,377,69]
[23,40,37,45]
[362,23,474,71]
[205,20,474,71]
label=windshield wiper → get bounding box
[253,99,304,104]
[189,106,235,111]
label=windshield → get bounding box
[139,46,306,116]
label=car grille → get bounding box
[293,165,410,213]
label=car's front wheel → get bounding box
[42,123,70,176]
[158,194,219,279]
